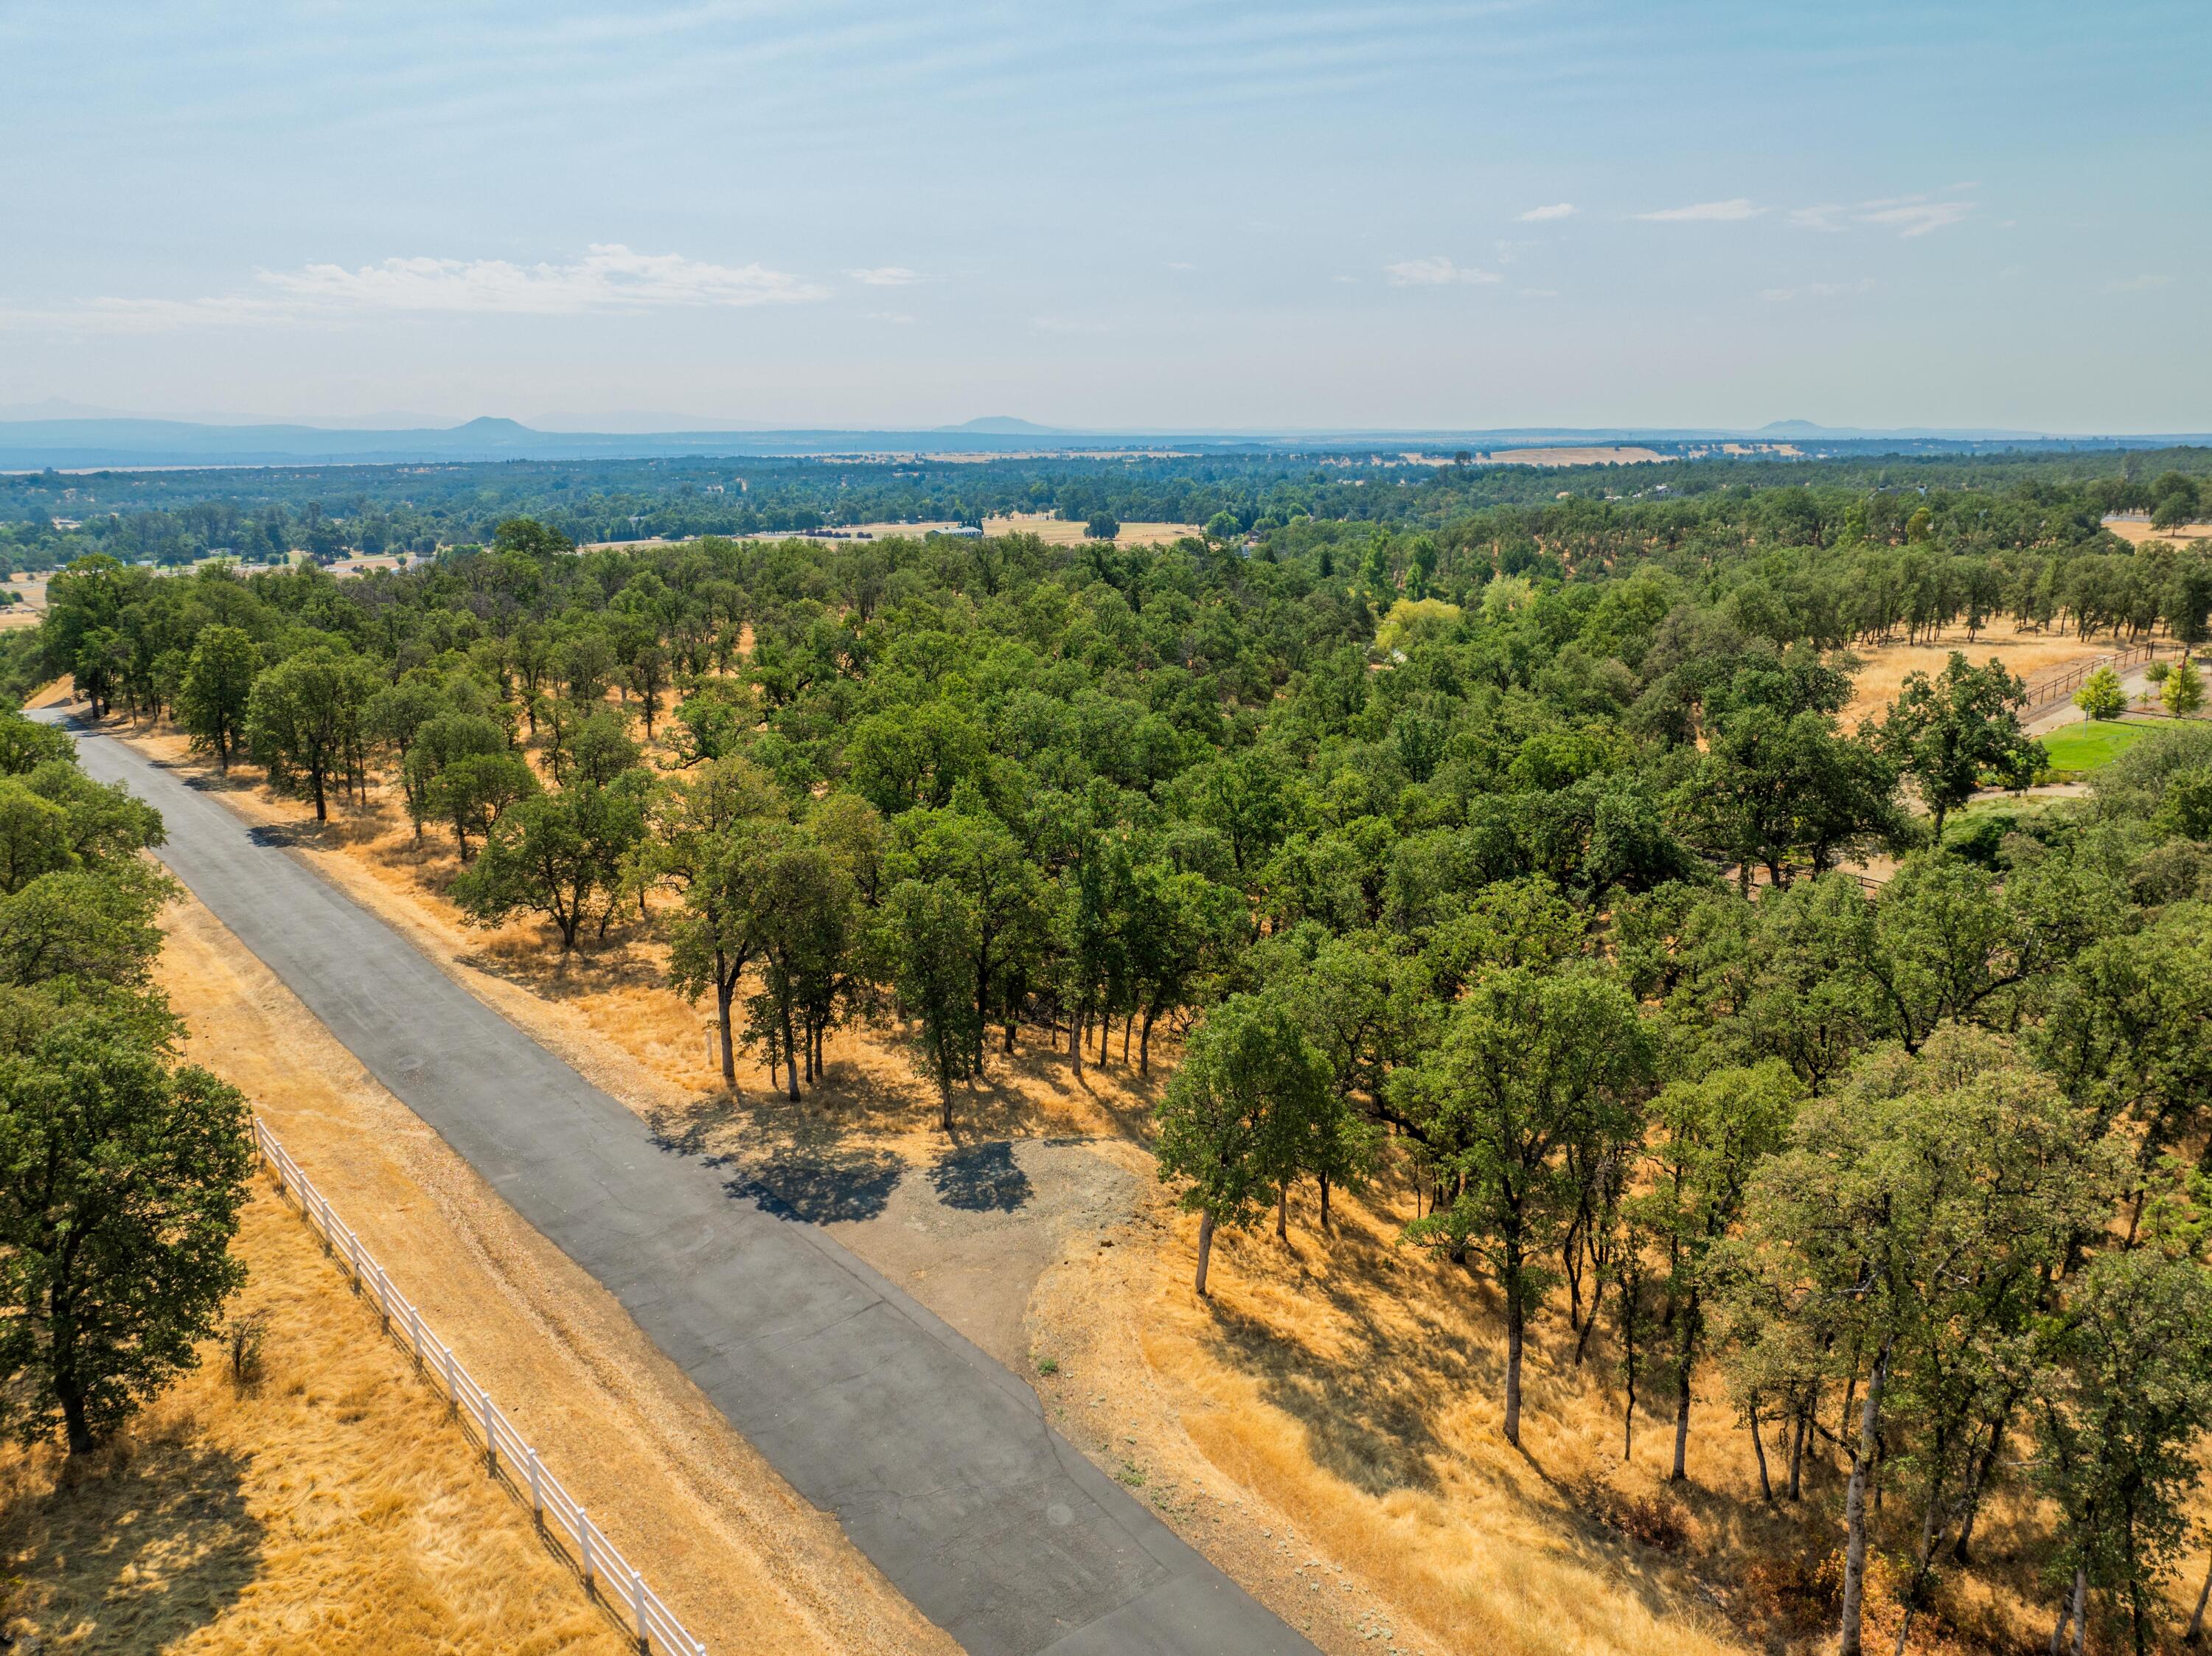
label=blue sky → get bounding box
[3,1,2205,432]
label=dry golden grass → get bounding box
[0,1191,631,1655]
[1841,617,2118,727]
[1485,445,1663,467]
[2103,518,2212,546]
[981,512,1201,547]
[1026,1161,2208,1656]
[138,882,954,1656]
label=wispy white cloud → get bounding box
[1,245,827,333]
[1790,194,1977,238]
[2106,273,2174,292]
[1854,196,1973,237]
[0,293,291,334]
[1031,315,1109,334]
[1636,198,1761,223]
[265,245,823,311]
[1517,202,1574,222]
[1382,255,1500,286]
[1786,203,1846,233]
[846,265,921,286]
[864,310,917,323]
[1760,278,1877,302]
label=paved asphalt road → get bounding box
[50,712,1316,1656]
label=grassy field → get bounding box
[1840,618,2116,727]
[0,1191,633,1656]
[2037,717,2160,774]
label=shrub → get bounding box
[227,1310,269,1386]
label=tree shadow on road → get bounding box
[727,1149,905,1224]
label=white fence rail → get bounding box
[252,1116,708,1656]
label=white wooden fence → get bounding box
[252,1116,709,1656]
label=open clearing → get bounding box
[2102,516,2212,546]
[1840,617,2119,726]
[0,1188,632,1655]
[1484,445,1663,467]
[582,518,1202,552]
[980,511,1200,546]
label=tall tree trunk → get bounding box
[1671,1354,1694,1482]
[1276,1183,1288,1242]
[1069,1011,1084,1077]
[2049,1565,2087,1655]
[1573,1275,1607,1366]
[1891,1447,1951,1656]
[716,976,736,1087]
[1503,1235,1526,1449]
[1194,1209,1215,1296]
[1952,1408,2011,1565]
[782,1003,801,1101]
[2185,1548,2212,1643]
[1788,1404,1808,1501]
[1749,1405,1773,1503]
[1838,1341,1892,1656]
[1318,1172,1331,1231]
[58,1376,94,1457]
[1139,1006,1155,1074]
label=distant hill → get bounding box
[1,414,2202,471]
[939,416,1065,435]
[1757,418,2058,442]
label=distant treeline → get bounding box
[2,444,2208,577]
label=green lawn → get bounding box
[2037,717,2160,776]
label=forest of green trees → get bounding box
[15,456,2212,1652]
[0,704,252,1461]
[3,441,2208,577]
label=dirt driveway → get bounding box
[645,1093,1144,1371]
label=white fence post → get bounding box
[248,1116,705,1653]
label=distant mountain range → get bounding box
[0,411,2203,470]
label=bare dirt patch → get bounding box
[0,1190,631,1655]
